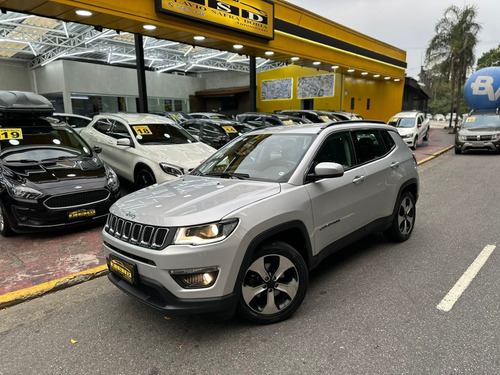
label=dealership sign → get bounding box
[155,0,274,40]
[464,67,500,110]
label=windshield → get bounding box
[388,117,415,128]
[193,133,316,182]
[129,123,198,145]
[462,114,500,130]
[0,120,92,162]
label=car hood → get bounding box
[110,175,281,226]
[459,127,500,135]
[396,127,415,136]
[138,143,215,169]
[2,157,105,184]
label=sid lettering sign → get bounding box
[155,0,274,40]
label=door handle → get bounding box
[352,175,365,184]
[391,161,400,169]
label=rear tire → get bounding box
[385,191,416,242]
[238,241,308,324]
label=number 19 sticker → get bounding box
[0,128,23,140]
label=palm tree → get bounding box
[425,5,481,132]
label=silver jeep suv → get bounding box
[103,121,419,324]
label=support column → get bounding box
[249,56,257,112]
[135,34,148,113]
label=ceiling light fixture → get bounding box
[75,10,92,17]
[193,36,205,41]
[361,72,368,75]
[347,69,355,73]
[265,51,274,56]
[331,65,339,69]
[233,44,243,50]
[143,24,156,31]
[385,76,391,80]
[291,57,300,61]
[313,61,321,65]
[394,78,401,82]
[373,74,380,78]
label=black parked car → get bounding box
[180,118,255,148]
[0,91,121,236]
[236,112,312,127]
[276,110,342,123]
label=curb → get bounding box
[0,265,108,310]
[417,145,454,165]
[1,145,455,310]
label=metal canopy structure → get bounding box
[0,11,285,74]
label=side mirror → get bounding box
[417,123,422,127]
[93,146,102,154]
[307,162,344,181]
[116,138,132,147]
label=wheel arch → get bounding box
[232,220,313,294]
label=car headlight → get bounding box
[458,134,467,141]
[402,133,413,139]
[173,219,238,246]
[492,133,500,140]
[105,165,120,191]
[5,179,42,200]
[160,163,184,177]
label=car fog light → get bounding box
[170,266,219,289]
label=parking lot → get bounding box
[1,143,499,374]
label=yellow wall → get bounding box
[257,65,403,122]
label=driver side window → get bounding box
[312,132,355,171]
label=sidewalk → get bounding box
[0,123,456,309]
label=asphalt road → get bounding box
[1,150,499,375]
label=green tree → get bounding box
[425,5,481,132]
[476,45,500,69]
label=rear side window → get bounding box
[352,130,386,164]
[381,130,396,151]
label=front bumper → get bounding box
[102,225,246,316]
[107,270,238,317]
[2,190,120,233]
[455,140,500,153]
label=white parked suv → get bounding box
[103,121,419,324]
[388,111,430,150]
[80,113,216,188]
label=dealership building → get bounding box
[0,0,409,121]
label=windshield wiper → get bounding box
[4,159,38,163]
[40,155,77,162]
[205,172,250,180]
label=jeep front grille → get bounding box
[104,213,169,250]
[44,189,110,209]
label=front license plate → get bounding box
[68,208,96,219]
[108,256,135,284]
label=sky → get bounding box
[285,0,499,78]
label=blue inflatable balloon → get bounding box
[464,67,500,110]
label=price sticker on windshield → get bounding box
[0,128,23,140]
[284,120,293,125]
[222,126,237,133]
[466,116,475,122]
[132,126,152,135]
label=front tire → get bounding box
[238,241,308,324]
[135,167,156,189]
[0,205,14,237]
[385,191,416,242]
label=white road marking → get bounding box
[437,245,496,312]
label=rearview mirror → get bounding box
[116,138,132,147]
[307,162,344,181]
